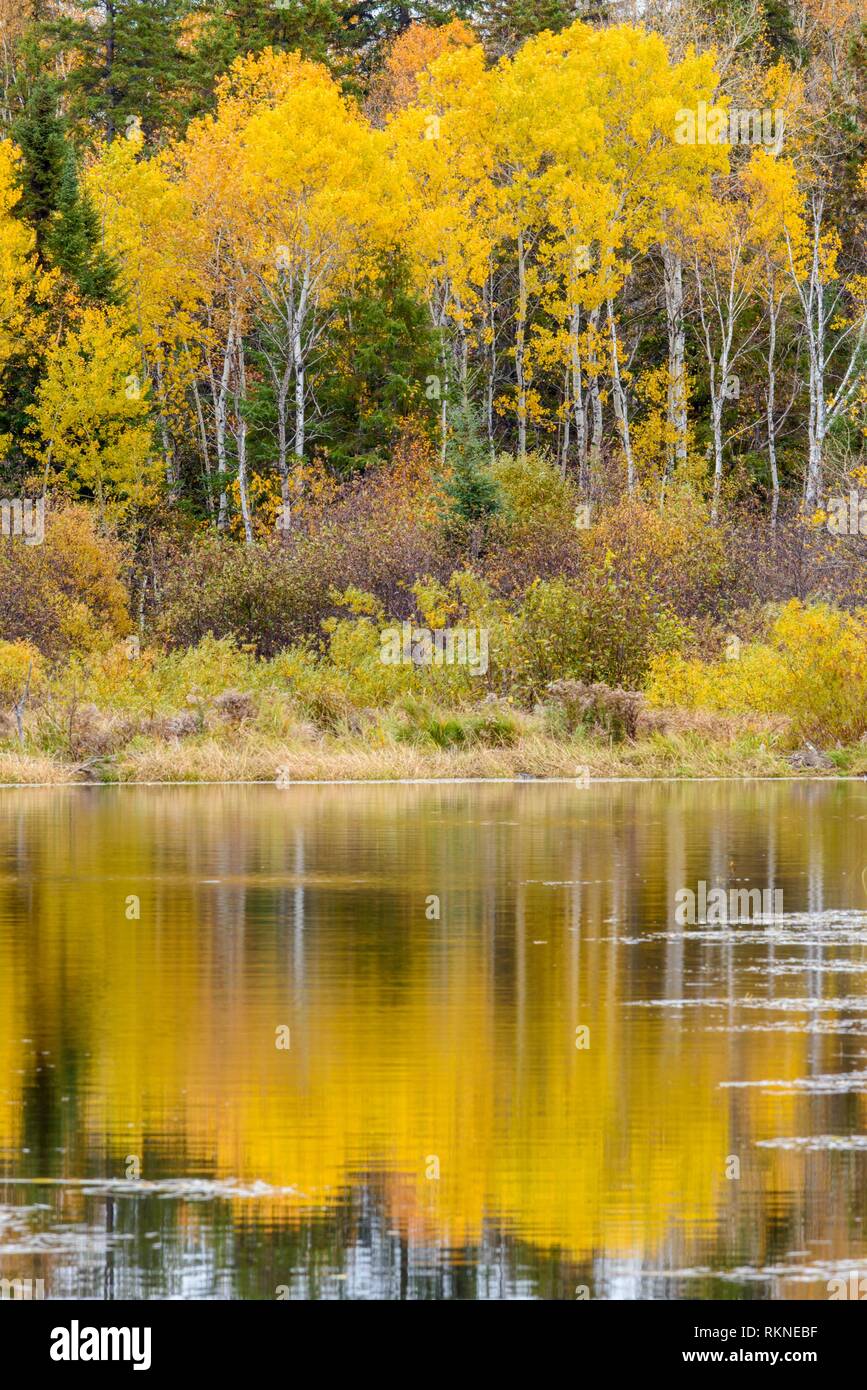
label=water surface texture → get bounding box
[1,781,866,1299]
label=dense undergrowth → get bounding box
[5,452,867,782]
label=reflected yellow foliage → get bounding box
[1,782,865,1282]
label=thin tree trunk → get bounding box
[588,306,603,480]
[233,334,253,545]
[515,230,528,456]
[188,359,214,522]
[570,301,588,490]
[607,297,635,493]
[662,244,687,501]
[272,358,293,538]
[154,357,176,497]
[485,261,496,458]
[765,270,780,529]
[292,266,310,464]
[560,364,570,476]
[213,321,235,532]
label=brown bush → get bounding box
[212,689,255,724]
[0,505,131,658]
[146,711,201,740]
[67,703,136,759]
[546,679,645,742]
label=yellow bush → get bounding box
[489,451,577,532]
[647,600,867,744]
[0,641,44,704]
[0,505,131,658]
[49,635,264,715]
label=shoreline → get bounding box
[0,725,857,788]
[0,775,850,789]
[0,770,855,791]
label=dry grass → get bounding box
[0,698,830,786]
[647,706,790,742]
[0,751,74,785]
[0,728,815,784]
[120,734,582,782]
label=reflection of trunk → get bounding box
[515,230,528,455]
[607,297,634,493]
[662,245,686,498]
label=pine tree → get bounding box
[13,72,117,302]
[440,400,501,554]
[12,76,67,256]
[45,150,117,303]
[51,0,188,142]
[182,1,345,120]
[340,2,473,82]
[311,255,441,472]
[761,0,801,60]
[476,0,592,58]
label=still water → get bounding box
[1,780,866,1300]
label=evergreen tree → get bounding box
[11,76,67,255]
[475,0,593,58]
[760,0,801,60]
[313,256,440,472]
[51,0,188,142]
[340,2,473,82]
[182,1,345,120]
[44,149,118,303]
[440,400,501,554]
[13,73,117,302]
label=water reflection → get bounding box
[0,781,866,1299]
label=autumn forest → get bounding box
[1,0,867,779]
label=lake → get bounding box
[1,780,866,1300]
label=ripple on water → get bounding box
[755,1135,867,1151]
[720,1071,867,1094]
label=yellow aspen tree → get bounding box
[180,50,392,536]
[390,42,496,463]
[28,306,159,520]
[742,149,804,527]
[0,138,51,449]
[87,126,207,502]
